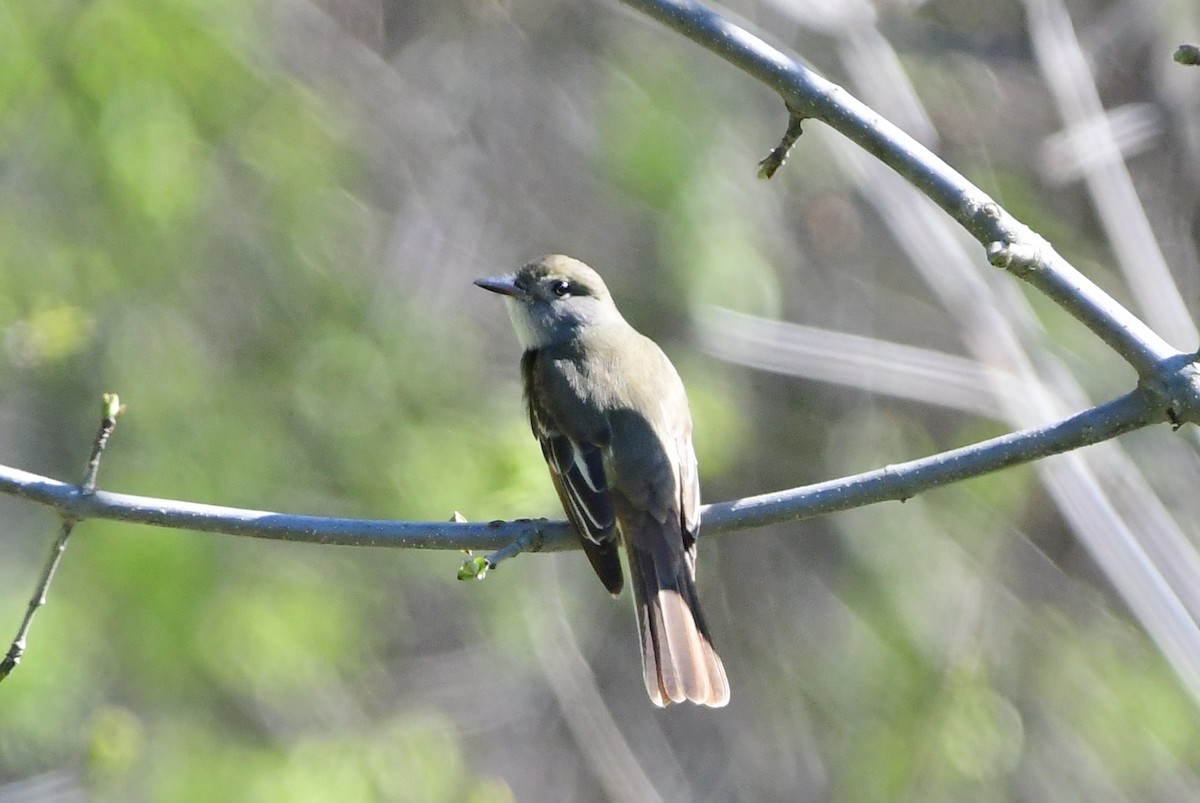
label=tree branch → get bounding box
[0,388,1162,552]
[618,0,1189,381]
[0,462,573,552]
[703,388,1158,533]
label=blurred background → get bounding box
[2,0,1200,799]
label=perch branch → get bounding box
[0,388,1162,553]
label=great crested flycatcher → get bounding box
[475,254,729,708]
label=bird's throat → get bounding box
[504,298,550,350]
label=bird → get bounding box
[475,254,729,707]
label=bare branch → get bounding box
[700,389,1159,533]
[618,0,1186,380]
[0,389,1162,554]
[0,520,74,681]
[0,463,573,552]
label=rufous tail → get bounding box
[626,534,729,708]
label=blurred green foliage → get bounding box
[0,1,534,798]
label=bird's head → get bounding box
[475,255,623,349]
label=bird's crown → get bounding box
[512,255,613,304]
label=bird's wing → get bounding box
[522,350,617,545]
[523,350,623,594]
[539,428,617,545]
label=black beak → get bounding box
[474,276,521,298]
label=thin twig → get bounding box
[0,520,74,681]
[0,394,124,682]
[482,527,545,571]
[456,514,548,579]
[82,393,125,496]
[757,109,804,179]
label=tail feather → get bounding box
[627,534,729,708]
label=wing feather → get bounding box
[523,349,623,594]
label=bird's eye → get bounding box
[551,280,571,297]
